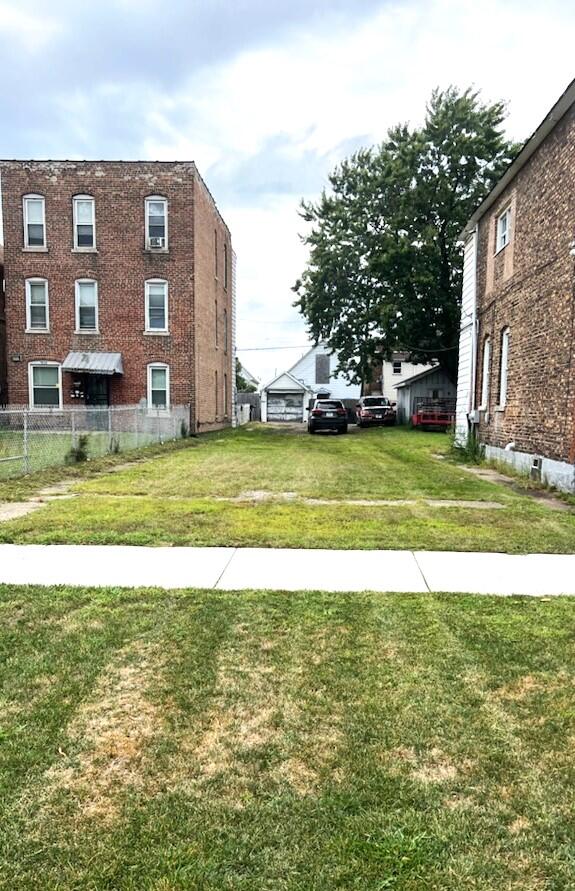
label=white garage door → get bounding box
[267,392,304,422]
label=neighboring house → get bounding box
[455,77,575,492]
[370,351,434,401]
[0,160,234,431]
[261,342,361,422]
[394,366,455,424]
[237,361,259,390]
[0,246,7,405]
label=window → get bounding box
[215,369,218,417]
[315,354,330,384]
[392,360,402,375]
[75,279,98,332]
[498,328,510,407]
[480,337,491,409]
[23,195,46,249]
[224,372,228,416]
[223,308,228,354]
[25,278,49,331]
[224,242,228,289]
[147,363,169,409]
[214,229,218,278]
[145,197,168,249]
[28,362,62,408]
[496,208,511,252]
[145,279,168,332]
[215,299,218,347]
[73,196,96,249]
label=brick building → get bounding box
[0,246,7,405]
[456,78,575,492]
[0,161,234,431]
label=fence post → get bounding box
[71,409,76,448]
[157,410,162,444]
[108,408,113,453]
[134,407,139,448]
[23,410,30,474]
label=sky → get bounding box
[0,0,574,384]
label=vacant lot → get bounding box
[1,425,574,553]
[1,584,574,890]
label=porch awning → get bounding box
[62,351,123,376]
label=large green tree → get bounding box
[293,87,519,385]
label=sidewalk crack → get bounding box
[214,549,237,589]
[412,552,430,593]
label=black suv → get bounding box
[307,399,348,434]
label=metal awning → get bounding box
[62,351,123,376]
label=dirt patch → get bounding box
[462,465,572,512]
[40,642,163,824]
[509,816,531,834]
[0,501,43,522]
[216,491,505,510]
[384,746,467,785]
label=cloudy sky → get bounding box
[0,0,573,383]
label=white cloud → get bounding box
[0,3,61,50]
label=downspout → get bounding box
[468,225,479,425]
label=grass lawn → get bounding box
[1,424,574,553]
[1,584,574,890]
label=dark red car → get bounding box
[355,396,396,428]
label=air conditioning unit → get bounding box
[149,236,165,249]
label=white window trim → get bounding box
[498,328,510,409]
[28,361,62,410]
[145,279,169,333]
[74,279,99,334]
[145,196,168,251]
[23,194,46,251]
[73,195,97,251]
[25,278,50,333]
[480,337,491,410]
[392,361,402,375]
[147,362,170,412]
[496,207,511,254]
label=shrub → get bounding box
[450,428,484,464]
[65,434,89,465]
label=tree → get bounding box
[293,87,519,385]
[236,358,257,393]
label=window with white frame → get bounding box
[147,363,169,409]
[498,328,510,407]
[28,362,62,408]
[224,372,228,416]
[223,308,228,354]
[25,278,49,331]
[73,196,96,249]
[75,279,98,332]
[223,242,228,289]
[145,197,167,249]
[23,195,46,249]
[496,208,511,252]
[480,337,491,409]
[392,360,402,375]
[145,280,168,332]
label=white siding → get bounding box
[395,369,456,424]
[379,358,433,401]
[455,231,477,444]
[289,343,361,400]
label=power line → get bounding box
[236,344,310,352]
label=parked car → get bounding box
[355,396,396,427]
[307,399,348,434]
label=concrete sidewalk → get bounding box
[0,544,574,596]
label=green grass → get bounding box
[1,584,574,889]
[1,424,574,553]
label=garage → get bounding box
[261,372,310,423]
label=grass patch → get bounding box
[1,425,574,553]
[1,584,574,889]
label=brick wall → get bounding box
[0,160,233,424]
[0,246,7,405]
[474,105,575,464]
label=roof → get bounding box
[62,351,123,376]
[462,77,575,237]
[262,371,309,392]
[393,365,450,390]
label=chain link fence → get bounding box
[0,404,191,479]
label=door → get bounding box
[267,392,304,422]
[84,374,110,406]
